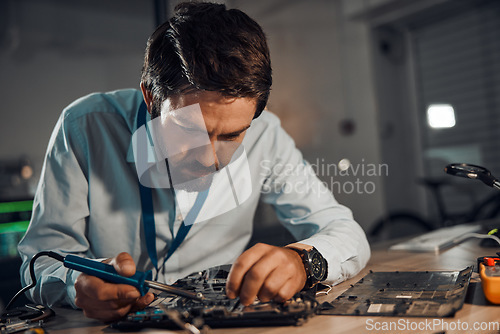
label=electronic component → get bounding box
[318,267,473,317]
[112,265,317,330]
[389,224,482,253]
[478,256,500,304]
[5,252,477,333]
[1,304,53,334]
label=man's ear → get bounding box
[140,82,154,115]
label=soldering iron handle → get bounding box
[63,254,153,295]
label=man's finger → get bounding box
[226,243,270,298]
[257,268,289,302]
[109,252,136,277]
[274,279,299,303]
[132,292,155,311]
[238,254,281,305]
[76,273,141,301]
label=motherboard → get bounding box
[113,265,474,331]
[112,265,317,331]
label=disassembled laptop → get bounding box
[112,264,472,332]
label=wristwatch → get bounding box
[286,243,328,289]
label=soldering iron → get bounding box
[5,251,205,310]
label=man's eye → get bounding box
[220,134,241,141]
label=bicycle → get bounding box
[368,164,500,242]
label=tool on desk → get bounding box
[477,255,500,304]
[443,163,500,243]
[444,163,500,189]
[445,164,500,304]
[4,251,205,312]
[1,304,54,334]
[62,254,206,301]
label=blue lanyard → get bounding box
[136,102,207,278]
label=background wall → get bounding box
[0,0,154,194]
[230,0,385,231]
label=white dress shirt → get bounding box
[18,89,370,307]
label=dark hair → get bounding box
[141,2,272,118]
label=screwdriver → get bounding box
[63,254,205,301]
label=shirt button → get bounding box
[176,214,183,221]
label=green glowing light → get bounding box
[0,220,30,234]
[0,200,34,214]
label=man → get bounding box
[18,2,370,322]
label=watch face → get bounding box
[310,252,326,280]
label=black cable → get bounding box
[5,251,65,310]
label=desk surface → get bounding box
[45,240,500,334]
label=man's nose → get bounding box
[197,141,219,170]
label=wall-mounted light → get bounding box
[427,104,456,129]
[338,158,351,171]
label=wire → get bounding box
[459,233,500,247]
[5,251,65,310]
[316,284,333,296]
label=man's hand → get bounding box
[74,252,155,322]
[226,243,307,305]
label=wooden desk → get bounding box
[45,240,500,334]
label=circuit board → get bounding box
[113,266,474,331]
[112,265,317,330]
[1,304,54,334]
[318,267,473,317]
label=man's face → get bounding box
[152,91,256,191]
